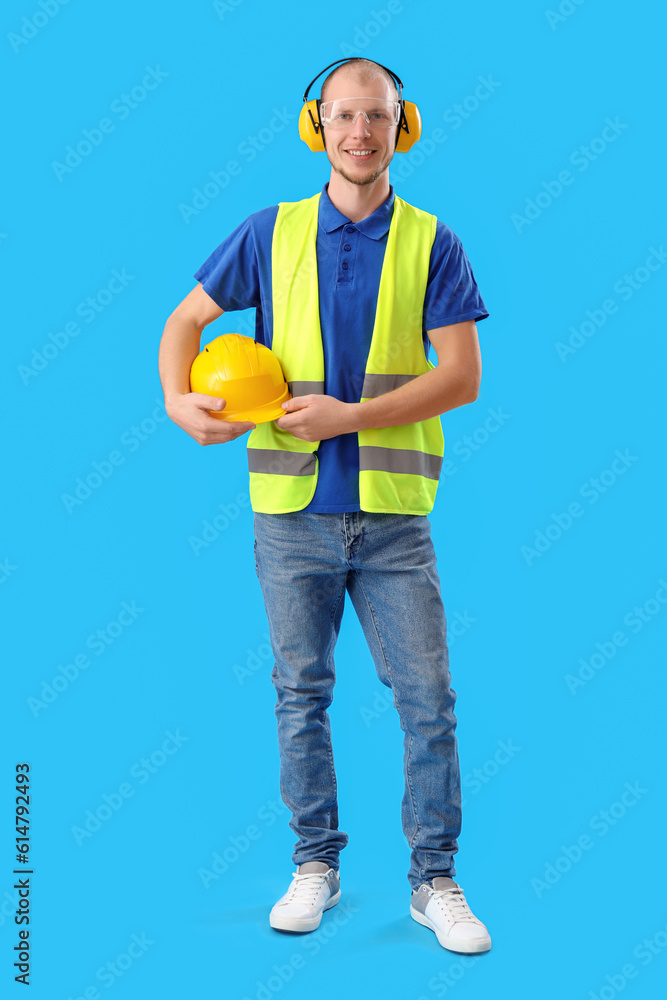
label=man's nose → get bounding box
[348,112,371,138]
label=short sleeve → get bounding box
[193,216,261,312]
[423,222,490,329]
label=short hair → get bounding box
[320,58,399,103]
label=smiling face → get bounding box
[320,68,399,187]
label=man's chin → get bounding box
[332,160,387,186]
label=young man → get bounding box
[158,57,492,954]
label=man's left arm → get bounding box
[275,320,481,440]
[348,319,481,431]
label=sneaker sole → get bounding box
[270,889,341,933]
[410,906,492,953]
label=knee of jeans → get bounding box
[274,681,334,712]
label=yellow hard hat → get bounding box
[189,333,291,423]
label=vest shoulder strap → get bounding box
[392,193,438,233]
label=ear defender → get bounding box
[298,99,325,152]
[298,59,422,153]
[395,101,421,152]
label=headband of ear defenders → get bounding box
[297,57,422,153]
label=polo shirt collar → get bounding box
[319,181,395,241]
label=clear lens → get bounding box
[320,97,400,130]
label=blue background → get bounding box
[3,1,666,997]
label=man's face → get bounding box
[320,71,399,187]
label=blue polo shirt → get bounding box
[193,182,489,512]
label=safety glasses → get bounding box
[319,97,401,130]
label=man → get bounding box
[158,57,492,954]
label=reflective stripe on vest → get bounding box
[246,191,444,515]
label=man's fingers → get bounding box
[228,421,257,435]
[200,411,255,430]
[201,414,256,439]
[190,391,227,411]
[197,394,257,431]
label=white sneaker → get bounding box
[269,861,341,932]
[410,876,492,953]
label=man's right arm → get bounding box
[158,282,256,445]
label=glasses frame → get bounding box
[319,96,402,130]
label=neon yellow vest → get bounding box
[246,191,445,515]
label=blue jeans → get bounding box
[253,510,461,890]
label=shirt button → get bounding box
[345,226,355,233]
[342,261,349,270]
[343,243,351,251]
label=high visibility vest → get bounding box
[246,190,445,515]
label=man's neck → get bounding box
[325,172,391,223]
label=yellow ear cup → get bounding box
[298,100,325,151]
[395,101,422,152]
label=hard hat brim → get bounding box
[210,383,292,423]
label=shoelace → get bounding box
[424,885,481,925]
[282,871,330,906]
